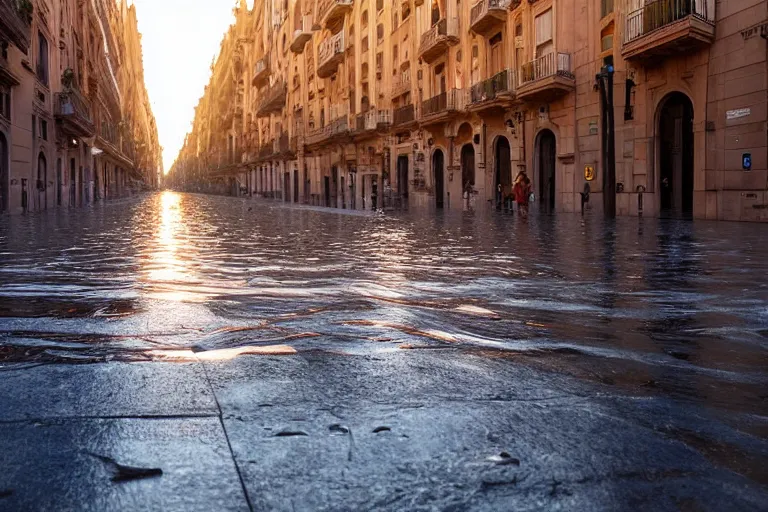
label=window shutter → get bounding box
[534,9,553,47]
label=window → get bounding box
[402,2,411,20]
[40,119,48,141]
[362,10,368,28]
[534,9,553,55]
[362,36,369,52]
[36,32,49,86]
[377,24,384,44]
[0,86,10,121]
[376,0,384,11]
[393,45,399,67]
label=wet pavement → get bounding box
[0,191,767,511]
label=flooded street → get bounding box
[1,191,767,511]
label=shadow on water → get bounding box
[0,192,766,419]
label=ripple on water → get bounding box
[0,192,766,418]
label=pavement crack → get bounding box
[199,360,254,512]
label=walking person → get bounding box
[513,171,532,219]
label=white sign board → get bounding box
[726,108,751,120]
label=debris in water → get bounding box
[373,426,391,433]
[275,430,309,437]
[88,453,163,482]
[454,305,501,320]
[486,452,520,466]
[329,424,350,435]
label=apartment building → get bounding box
[0,0,161,215]
[169,0,767,221]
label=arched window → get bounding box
[36,32,49,86]
[376,24,384,43]
[431,0,441,25]
[361,10,368,28]
[361,96,370,112]
[376,0,383,11]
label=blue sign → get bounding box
[743,153,752,171]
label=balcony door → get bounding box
[658,92,694,218]
[537,129,556,212]
[0,132,7,212]
[489,33,504,75]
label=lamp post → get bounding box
[596,65,616,218]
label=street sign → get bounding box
[743,153,752,171]
[584,164,595,181]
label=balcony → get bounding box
[517,52,575,102]
[420,89,467,126]
[354,109,391,137]
[0,0,32,53]
[392,104,416,129]
[622,0,715,61]
[469,69,516,111]
[470,0,510,36]
[419,19,460,64]
[317,31,345,78]
[252,58,270,88]
[54,89,95,138]
[258,142,274,161]
[318,0,353,31]
[256,81,287,117]
[305,114,350,147]
[291,15,314,54]
[274,132,296,157]
[391,73,412,99]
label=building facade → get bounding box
[0,0,161,215]
[168,0,767,222]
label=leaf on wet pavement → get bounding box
[486,452,520,466]
[87,453,163,483]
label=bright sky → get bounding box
[129,0,247,174]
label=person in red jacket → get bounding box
[513,171,532,218]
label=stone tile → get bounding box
[0,417,248,512]
[224,400,768,512]
[205,351,579,415]
[0,362,218,422]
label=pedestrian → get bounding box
[513,171,532,218]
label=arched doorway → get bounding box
[494,136,511,210]
[0,132,8,212]
[461,144,475,196]
[37,152,47,210]
[658,92,694,218]
[433,149,445,208]
[537,129,556,212]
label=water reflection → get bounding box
[0,192,766,419]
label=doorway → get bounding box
[69,158,76,206]
[349,172,356,210]
[658,92,694,218]
[331,166,339,207]
[283,172,290,202]
[303,166,309,204]
[461,144,475,198]
[537,130,556,212]
[56,158,63,206]
[397,155,409,208]
[324,176,331,207]
[341,176,346,208]
[433,149,445,209]
[494,137,511,210]
[0,132,8,212]
[293,170,299,203]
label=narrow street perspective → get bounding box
[1,0,768,511]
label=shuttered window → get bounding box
[534,9,553,47]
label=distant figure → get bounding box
[513,171,532,219]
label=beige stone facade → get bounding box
[169,0,767,221]
[0,0,161,215]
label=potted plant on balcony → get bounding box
[16,0,34,24]
[61,68,76,90]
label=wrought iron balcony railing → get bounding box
[421,89,468,118]
[54,89,95,138]
[624,0,713,44]
[418,18,459,62]
[317,30,345,78]
[469,69,516,104]
[392,103,416,127]
[355,109,391,132]
[470,0,510,34]
[519,52,574,85]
